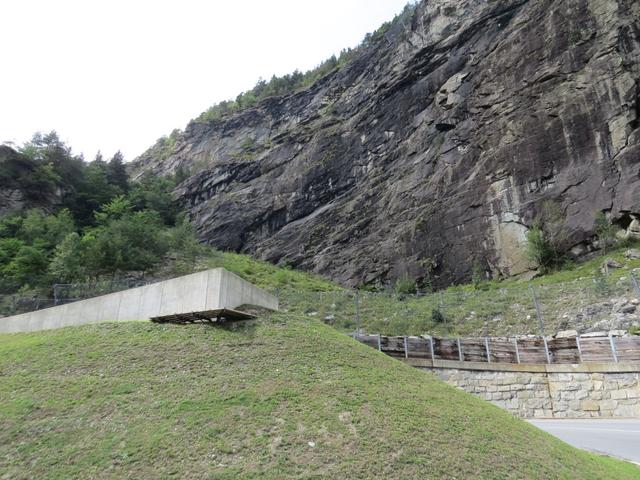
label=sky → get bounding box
[0,0,411,162]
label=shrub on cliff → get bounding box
[526,201,566,273]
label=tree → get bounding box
[17,208,75,250]
[107,151,129,192]
[87,209,170,275]
[526,201,566,272]
[49,232,86,282]
[2,245,49,289]
[168,220,205,272]
[94,195,133,226]
[394,273,416,296]
[20,131,85,193]
[472,258,486,289]
[69,159,122,226]
[595,211,617,254]
[128,176,179,225]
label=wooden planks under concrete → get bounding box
[150,308,256,324]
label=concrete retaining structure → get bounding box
[0,268,278,334]
[404,358,640,418]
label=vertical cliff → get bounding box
[131,0,640,288]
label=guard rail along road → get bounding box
[354,333,640,418]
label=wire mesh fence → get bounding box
[0,279,150,317]
[279,270,640,337]
[2,269,640,337]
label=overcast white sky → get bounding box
[0,0,411,162]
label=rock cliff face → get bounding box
[131,0,640,288]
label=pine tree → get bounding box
[107,151,129,192]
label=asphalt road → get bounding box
[529,419,640,464]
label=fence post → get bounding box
[354,291,361,334]
[529,284,545,334]
[576,335,583,363]
[542,336,551,364]
[429,337,435,362]
[377,333,382,352]
[457,338,463,362]
[631,272,640,298]
[53,284,59,306]
[609,334,618,363]
[485,337,491,363]
[514,338,521,364]
[404,336,409,359]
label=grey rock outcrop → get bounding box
[131,0,640,288]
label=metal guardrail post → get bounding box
[404,336,409,359]
[609,334,618,363]
[457,338,463,362]
[354,291,360,333]
[377,333,382,352]
[529,284,545,334]
[576,335,583,363]
[631,272,640,298]
[485,337,491,363]
[542,336,551,364]
[514,338,521,364]
[429,337,435,361]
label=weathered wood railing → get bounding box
[352,334,640,364]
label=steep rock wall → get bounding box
[131,0,640,288]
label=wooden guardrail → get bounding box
[352,334,640,364]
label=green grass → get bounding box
[266,242,640,337]
[0,315,638,479]
[202,251,338,293]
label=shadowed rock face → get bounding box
[131,0,640,288]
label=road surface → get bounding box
[529,419,640,464]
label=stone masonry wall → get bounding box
[425,368,640,418]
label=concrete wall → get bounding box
[404,358,640,418]
[0,268,278,334]
[216,268,279,311]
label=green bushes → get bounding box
[431,308,446,324]
[0,134,204,294]
[394,274,416,296]
[595,211,617,254]
[526,201,566,273]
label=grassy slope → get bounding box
[210,243,640,337]
[1,314,638,479]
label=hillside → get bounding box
[1,315,638,479]
[130,0,640,289]
[282,243,640,337]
